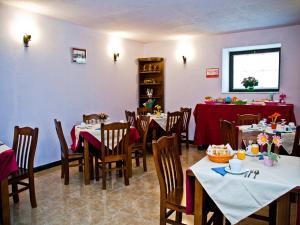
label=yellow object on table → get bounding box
[237,150,246,160]
[251,144,259,155]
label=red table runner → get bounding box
[0,149,18,181]
[193,103,296,145]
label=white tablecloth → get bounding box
[190,155,300,224]
[149,114,167,130]
[0,144,11,154]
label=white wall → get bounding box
[144,25,300,140]
[0,4,143,166]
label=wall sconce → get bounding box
[114,53,120,62]
[182,56,187,64]
[23,34,31,47]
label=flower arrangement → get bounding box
[98,112,108,120]
[279,93,287,103]
[241,76,259,89]
[154,104,162,115]
[268,112,281,123]
[257,133,281,162]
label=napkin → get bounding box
[211,167,227,176]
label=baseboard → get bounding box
[34,160,61,173]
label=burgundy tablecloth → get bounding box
[193,103,296,145]
[70,126,140,151]
[0,149,18,181]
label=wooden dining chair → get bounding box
[83,114,101,124]
[165,111,183,154]
[8,126,39,208]
[220,119,238,150]
[125,110,137,127]
[130,115,150,172]
[95,122,130,190]
[54,119,84,185]
[237,114,261,125]
[291,125,300,157]
[153,135,222,225]
[137,107,152,116]
[180,107,192,149]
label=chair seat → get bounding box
[8,168,29,183]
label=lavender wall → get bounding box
[144,25,300,140]
[0,5,143,166]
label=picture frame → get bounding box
[206,68,219,78]
[71,48,86,64]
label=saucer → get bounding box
[225,166,249,175]
[246,150,262,157]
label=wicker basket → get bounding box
[206,151,234,163]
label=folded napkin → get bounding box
[211,167,227,176]
[258,155,264,160]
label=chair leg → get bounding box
[102,163,106,190]
[95,157,100,181]
[64,160,69,185]
[175,211,182,223]
[79,159,83,172]
[160,206,166,225]
[11,183,19,203]
[61,162,64,178]
[135,151,140,167]
[143,150,147,172]
[89,155,94,180]
[124,161,129,186]
[186,131,189,149]
[29,175,37,208]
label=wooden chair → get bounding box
[95,122,130,190]
[83,114,101,124]
[130,115,150,172]
[237,114,261,125]
[137,107,152,116]
[180,107,192,149]
[165,111,183,154]
[220,120,238,150]
[54,119,84,185]
[153,135,222,225]
[8,126,39,208]
[291,125,300,157]
[125,110,137,127]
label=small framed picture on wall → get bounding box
[72,48,87,64]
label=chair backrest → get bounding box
[12,126,39,171]
[125,110,137,127]
[152,135,183,200]
[180,107,192,132]
[54,119,69,159]
[237,114,261,125]
[166,111,183,135]
[101,122,130,160]
[220,119,237,149]
[83,114,101,124]
[291,126,300,157]
[137,115,150,147]
[137,107,152,116]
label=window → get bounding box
[222,44,281,93]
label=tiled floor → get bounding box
[9,145,296,225]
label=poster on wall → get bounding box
[206,68,219,78]
[72,48,87,64]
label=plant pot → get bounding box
[247,86,254,91]
[263,155,274,167]
[271,123,277,129]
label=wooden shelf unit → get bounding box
[138,57,164,111]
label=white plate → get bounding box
[225,166,249,175]
[246,150,262,157]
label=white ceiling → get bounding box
[2,0,300,43]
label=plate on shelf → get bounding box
[225,166,249,175]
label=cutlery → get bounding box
[253,170,259,179]
[244,171,249,177]
[247,169,253,178]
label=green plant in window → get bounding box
[241,76,259,89]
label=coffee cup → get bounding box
[147,113,151,116]
[229,159,242,173]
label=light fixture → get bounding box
[114,53,119,62]
[182,56,187,64]
[23,34,31,47]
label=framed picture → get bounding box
[206,68,219,78]
[72,48,86,64]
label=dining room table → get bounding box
[0,142,18,225]
[70,123,140,185]
[186,154,300,225]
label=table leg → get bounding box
[83,139,90,185]
[276,193,290,225]
[194,178,204,225]
[1,178,10,225]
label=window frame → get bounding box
[228,47,281,93]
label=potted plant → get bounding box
[154,104,162,116]
[257,133,281,166]
[268,112,281,129]
[241,76,259,91]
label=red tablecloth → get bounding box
[70,126,140,151]
[193,103,296,145]
[0,149,18,181]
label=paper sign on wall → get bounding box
[206,68,219,78]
